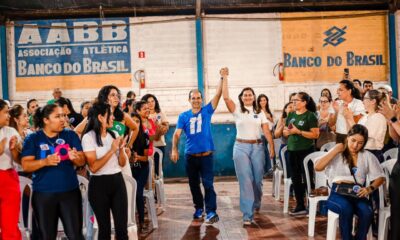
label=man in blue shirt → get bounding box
[171,68,227,224]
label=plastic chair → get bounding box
[19,176,33,240]
[327,210,373,240]
[303,151,329,237]
[93,174,138,240]
[153,147,166,209]
[57,175,89,239]
[378,159,396,240]
[280,146,293,213]
[383,148,398,162]
[143,156,158,229]
[272,138,283,200]
[320,141,336,152]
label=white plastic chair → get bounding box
[280,146,293,213]
[153,147,166,209]
[383,148,398,162]
[327,210,373,240]
[57,175,89,239]
[144,156,158,229]
[378,159,396,240]
[320,141,336,152]
[303,151,329,237]
[272,138,283,200]
[93,174,138,240]
[19,176,33,240]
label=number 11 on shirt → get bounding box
[189,114,202,135]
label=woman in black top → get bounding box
[129,111,150,234]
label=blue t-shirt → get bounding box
[177,102,215,154]
[21,129,83,193]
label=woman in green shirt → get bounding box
[283,92,320,215]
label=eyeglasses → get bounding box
[319,100,329,103]
[109,93,121,98]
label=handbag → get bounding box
[333,165,364,199]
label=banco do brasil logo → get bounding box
[323,26,347,47]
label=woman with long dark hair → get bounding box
[330,80,365,143]
[142,94,169,178]
[315,124,385,240]
[257,94,274,173]
[0,99,22,240]
[283,92,319,215]
[222,76,274,225]
[80,101,92,119]
[129,111,150,234]
[75,85,139,143]
[82,101,131,239]
[21,104,86,239]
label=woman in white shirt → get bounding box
[315,124,385,240]
[0,99,22,239]
[82,102,131,240]
[222,72,274,226]
[343,90,387,162]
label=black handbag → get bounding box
[333,165,364,199]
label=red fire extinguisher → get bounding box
[134,69,146,88]
[273,63,284,81]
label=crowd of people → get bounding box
[0,69,399,240]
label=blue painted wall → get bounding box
[163,123,237,178]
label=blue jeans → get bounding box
[233,142,265,221]
[261,136,272,172]
[327,187,373,240]
[131,162,149,224]
[185,154,217,213]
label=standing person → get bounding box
[378,102,400,240]
[122,91,136,109]
[315,125,385,240]
[142,94,169,178]
[344,90,387,162]
[21,104,86,240]
[27,99,39,129]
[82,102,131,240]
[0,99,22,240]
[329,80,365,143]
[47,88,62,104]
[75,85,139,144]
[222,73,275,225]
[283,92,319,215]
[316,95,336,149]
[321,88,333,100]
[9,104,31,172]
[257,94,274,174]
[363,80,373,92]
[80,101,92,119]
[129,112,151,234]
[274,102,294,177]
[170,68,225,224]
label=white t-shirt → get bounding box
[233,106,269,140]
[149,111,168,147]
[358,113,387,150]
[320,150,384,185]
[82,130,121,176]
[335,98,365,134]
[0,127,21,170]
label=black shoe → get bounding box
[139,223,149,234]
[289,206,307,216]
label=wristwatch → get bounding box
[391,116,398,123]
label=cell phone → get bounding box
[344,68,349,75]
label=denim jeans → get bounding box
[185,154,217,213]
[233,142,265,221]
[131,162,150,224]
[261,136,273,173]
[327,187,373,240]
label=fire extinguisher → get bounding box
[273,63,284,81]
[134,69,146,88]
